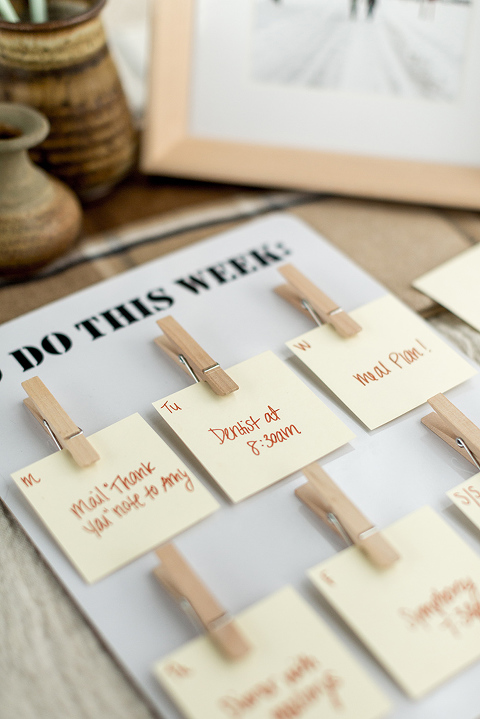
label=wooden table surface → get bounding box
[81,173,249,236]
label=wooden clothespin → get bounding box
[22,376,99,468]
[422,393,480,470]
[154,544,250,660]
[296,462,399,568]
[155,316,238,396]
[275,263,361,338]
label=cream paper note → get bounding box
[447,473,480,532]
[154,586,391,719]
[414,244,480,332]
[308,506,480,698]
[11,413,218,583]
[153,351,354,503]
[286,294,476,430]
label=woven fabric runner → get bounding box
[1,192,479,325]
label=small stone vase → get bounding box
[0,102,82,274]
[0,0,137,200]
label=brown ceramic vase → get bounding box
[0,102,82,274]
[0,0,137,200]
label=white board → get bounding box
[1,214,479,719]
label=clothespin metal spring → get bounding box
[156,316,238,396]
[276,264,362,338]
[154,544,250,661]
[296,462,399,569]
[22,376,99,468]
[42,419,85,452]
[456,437,480,471]
[422,394,480,471]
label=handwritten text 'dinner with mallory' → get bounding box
[155,587,390,719]
[287,294,476,430]
[11,413,218,583]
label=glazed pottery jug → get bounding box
[0,0,137,200]
[0,102,82,274]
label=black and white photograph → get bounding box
[252,0,474,101]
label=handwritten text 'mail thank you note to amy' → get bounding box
[286,294,476,430]
[11,414,218,583]
[308,507,480,698]
[155,586,390,719]
[153,351,354,503]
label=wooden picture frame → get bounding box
[141,0,480,209]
